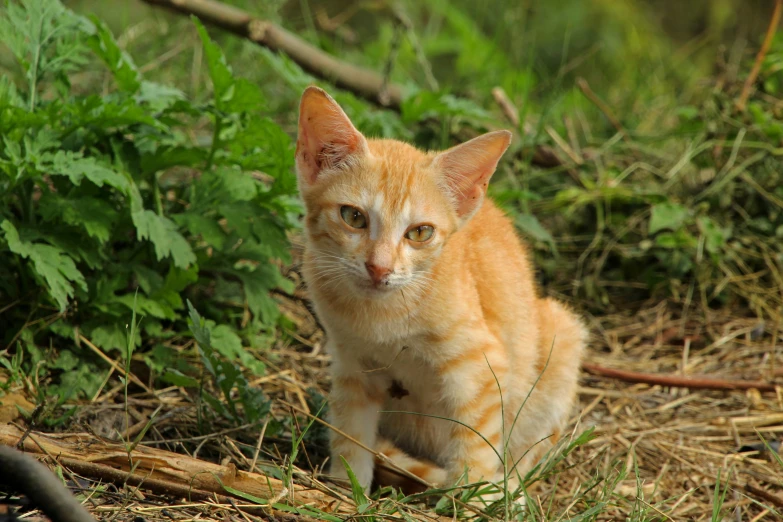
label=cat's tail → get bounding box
[372,438,447,493]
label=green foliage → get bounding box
[187,301,268,423]
[0,0,298,402]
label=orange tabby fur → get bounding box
[295,86,587,496]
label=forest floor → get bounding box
[5,275,783,521]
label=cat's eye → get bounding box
[405,224,434,242]
[340,205,367,229]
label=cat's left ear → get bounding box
[433,130,512,219]
[295,86,368,186]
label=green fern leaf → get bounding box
[1,220,86,311]
[131,208,196,269]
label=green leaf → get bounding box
[219,167,258,201]
[340,456,371,511]
[136,81,185,112]
[132,209,196,269]
[654,230,696,249]
[53,362,103,401]
[52,349,79,371]
[162,369,199,388]
[86,16,141,93]
[1,220,86,311]
[193,17,233,108]
[48,150,130,193]
[0,0,91,107]
[91,323,133,352]
[176,212,227,249]
[40,195,117,244]
[211,324,265,376]
[697,216,729,255]
[237,269,281,324]
[63,95,159,131]
[114,293,174,320]
[515,213,556,250]
[193,17,263,112]
[649,203,689,235]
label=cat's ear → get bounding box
[433,130,512,218]
[295,86,368,185]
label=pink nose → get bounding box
[365,263,391,285]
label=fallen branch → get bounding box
[0,423,351,516]
[737,0,783,112]
[141,0,403,107]
[582,362,780,393]
[744,482,783,510]
[141,0,566,169]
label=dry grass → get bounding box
[4,262,782,522]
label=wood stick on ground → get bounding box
[0,423,352,516]
[743,482,783,510]
[140,0,403,108]
[582,362,780,393]
[736,0,783,112]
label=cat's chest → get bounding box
[360,345,441,402]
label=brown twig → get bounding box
[491,86,520,127]
[576,77,629,143]
[141,0,403,107]
[736,0,783,112]
[582,362,780,393]
[743,482,783,510]
[78,334,156,396]
[490,85,573,170]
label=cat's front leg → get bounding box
[328,368,383,491]
[437,338,507,488]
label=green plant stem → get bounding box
[154,173,164,216]
[28,15,45,111]
[20,181,35,226]
[206,115,222,170]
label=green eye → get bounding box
[340,205,367,229]
[405,225,434,242]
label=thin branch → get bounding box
[743,482,783,510]
[576,77,630,145]
[491,86,520,127]
[737,0,783,112]
[582,362,780,393]
[140,0,403,107]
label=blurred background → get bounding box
[58,0,783,321]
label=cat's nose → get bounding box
[365,262,391,285]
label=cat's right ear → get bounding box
[295,86,368,186]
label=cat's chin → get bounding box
[351,280,398,298]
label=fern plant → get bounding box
[0,0,299,403]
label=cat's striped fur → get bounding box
[295,86,587,496]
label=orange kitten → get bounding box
[295,86,587,497]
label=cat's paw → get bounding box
[330,457,374,492]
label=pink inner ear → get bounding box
[295,87,365,185]
[436,130,512,217]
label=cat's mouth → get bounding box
[356,278,397,295]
